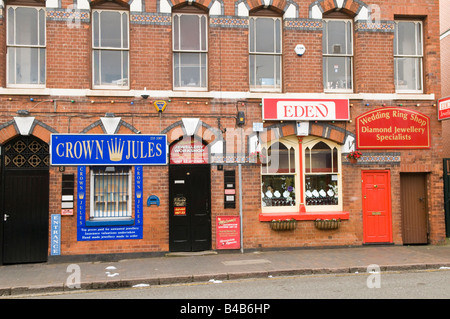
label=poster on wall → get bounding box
[170,137,208,164]
[438,96,450,120]
[356,108,430,149]
[216,216,240,250]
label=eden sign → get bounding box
[262,98,350,121]
[50,134,167,165]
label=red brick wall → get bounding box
[354,31,395,93]
[47,21,91,89]
[130,23,172,90]
[0,0,445,258]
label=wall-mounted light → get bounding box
[141,87,149,100]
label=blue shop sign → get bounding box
[50,134,167,165]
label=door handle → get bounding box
[4,213,10,221]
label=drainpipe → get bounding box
[239,163,243,254]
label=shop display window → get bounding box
[261,142,296,207]
[304,141,339,206]
[261,137,342,214]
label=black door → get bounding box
[169,165,211,252]
[444,159,450,237]
[1,136,50,264]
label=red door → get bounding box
[362,170,392,243]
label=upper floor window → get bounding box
[7,6,46,87]
[92,10,129,89]
[173,13,208,90]
[394,21,423,93]
[249,16,282,91]
[322,19,353,92]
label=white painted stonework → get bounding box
[101,117,122,134]
[182,118,200,136]
[14,117,35,136]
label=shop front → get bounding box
[258,98,352,223]
[49,133,167,253]
[243,97,441,249]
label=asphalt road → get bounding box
[9,268,450,300]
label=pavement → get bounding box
[2,243,450,296]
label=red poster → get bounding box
[356,108,430,149]
[174,207,186,215]
[439,96,450,120]
[170,137,208,164]
[216,216,240,250]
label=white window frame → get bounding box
[260,137,343,215]
[6,5,46,88]
[92,9,130,90]
[322,19,353,93]
[303,138,342,212]
[261,137,299,214]
[89,167,132,221]
[249,16,282,92]
[172,12,208,91]
[394,20,423,93]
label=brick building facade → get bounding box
[0,0,444,264]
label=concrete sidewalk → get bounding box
[2,244,450,296]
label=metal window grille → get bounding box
[90,167,131,220]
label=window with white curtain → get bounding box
[7,6,46,87]
[249,16,282,91]
[394,21,423,92]
[173,13,208,90]
[322,19,353,92]
[92,10,129,89]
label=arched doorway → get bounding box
[1,135,49,264]
[168,136,211,252]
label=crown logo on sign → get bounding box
[107,138,125,162]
